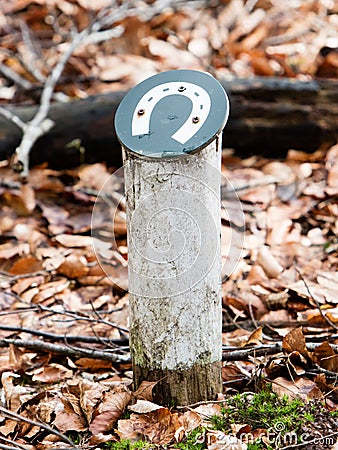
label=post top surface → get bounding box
[114,69,229,158]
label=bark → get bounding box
[123,139,223,406]
[0,77,337,168]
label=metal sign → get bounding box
[115,69,229,158]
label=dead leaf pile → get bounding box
[0,0,337,104]
[0,142,337,448]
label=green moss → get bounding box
[209,387,310,433]
[104,439,154,449]
[207,385,315,450]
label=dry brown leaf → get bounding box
[75,358,112,370]
[9,256,43,275]
[146,37,199,69]
[244,326,263,347]
[0,242,29,259]
[116,417,143,442]
[96,54,159,85]
[287,279,337,305]
[31,364,73,383]
[192,403,222,427]
[79,379,107,424]
[1,372,26,412]
[53,409,87,433]
[326,143,338,187]
[178,410,202,435]
[117,408,180,445]
[313,341,338,373]
[31,278,70,304]
[57,253,89,278]
[0,419,18,437]
[271,376,323,401]
[89,391,132,436]
[133,380,158,401]
[3,184,36,216]
[8,345,34,371]
[11,275,45,295]
[282,327,310,359]
[77,163,111,190]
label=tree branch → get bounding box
[0,338,130,362]
[0,0,206,177]
[222,342,338,361]
[0,324,128,346]
[0,406,77,449]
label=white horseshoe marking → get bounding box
[131,82,211,144]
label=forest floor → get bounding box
[0,1,337,449]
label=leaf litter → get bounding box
[0,0,337,449]
[0,145,336,448]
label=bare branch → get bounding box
[296,269,338,331]
[0,436,30,450]
[0,324,128,346]
[0,106,26,130]
[19,20,46,83]
[0,406,77,449]
[1,0,207,177]
[0,62,32,90]
[222,342,338,361]
[0,338,130,362]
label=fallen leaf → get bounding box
[9,256,43,275]
[1,372,26,412]
[244,327,263,347]
[3,184,36,216]
[117,408,180,445]
[89,391,132,435]
[0,242,30,259]
[57,253,89,278]
[128,400,163,414]
[313,341,338,373]
[133,380,158,401]
[282,327,310,359]
[271,376,323,401]
[31,364,73,383]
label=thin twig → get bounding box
[0,435,29,450]
[0,338,130,362]
[0,445,28,450]
[296,269,338,331]
[35,303,129,333]
[19,20,46,83]
[0,0,206,176]
[222,342,338,361]
[0,63,32,90]
[0,106,26,130]
[222,343,283,361]
[0,405,78,448]
[0,324,128,346]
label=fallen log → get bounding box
[0,76,337,168]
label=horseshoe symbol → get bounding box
[131,82,211,145]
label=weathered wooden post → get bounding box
[115,70,229,405]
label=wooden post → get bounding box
[115,70,229,405]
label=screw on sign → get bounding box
[115,69,229,406]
